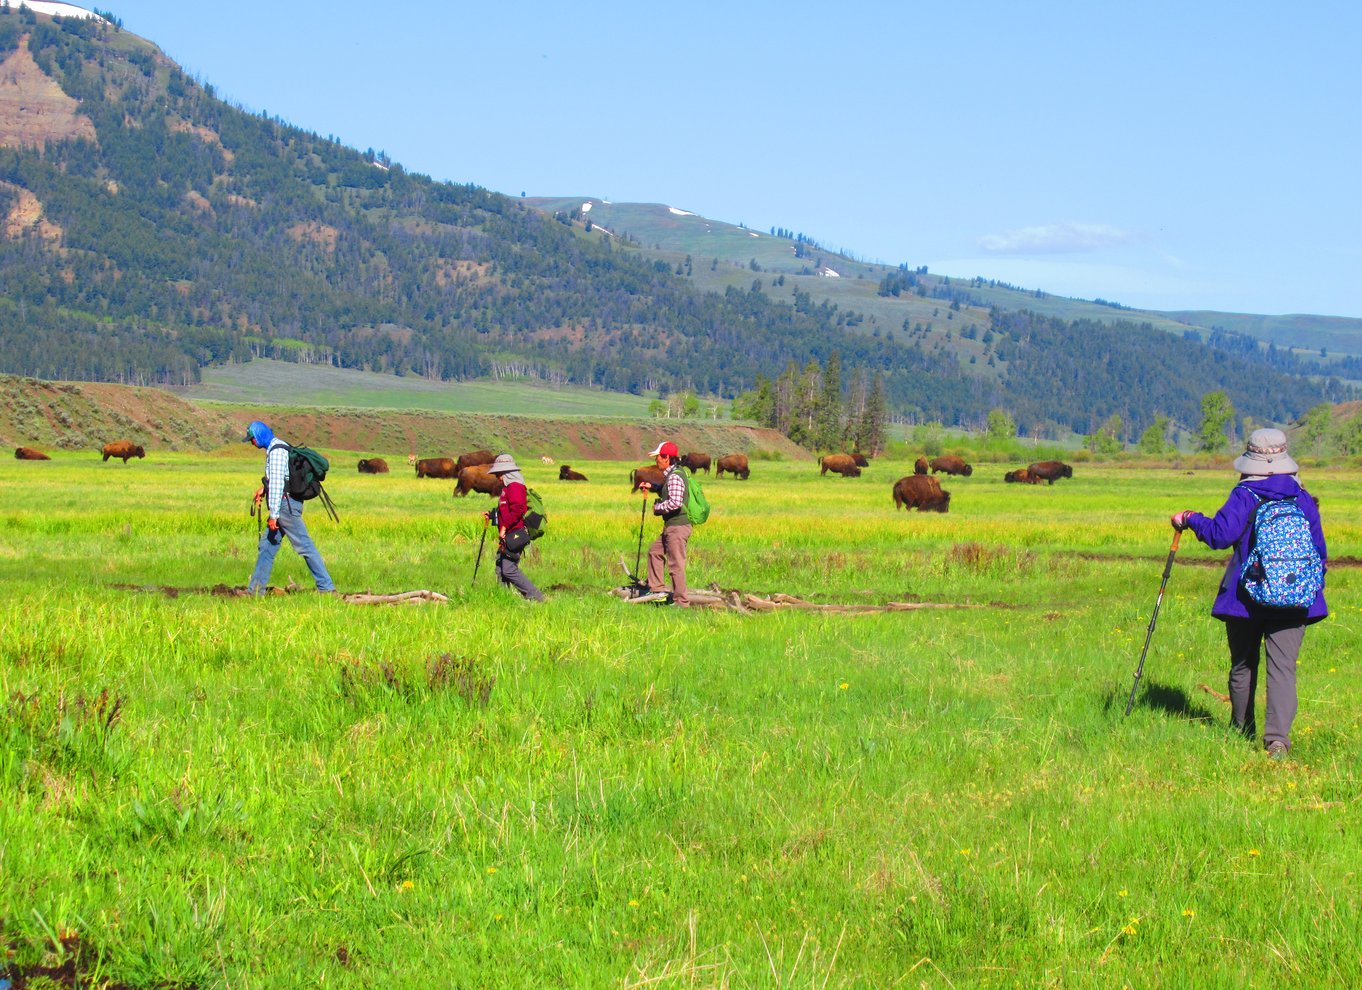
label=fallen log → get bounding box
[342,590,449,605]
[609,585,987,614]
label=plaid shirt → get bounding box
[653,467,686,517]
[264,439,290,519]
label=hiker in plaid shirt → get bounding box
[636,440,691,607]
[244,420,335,595]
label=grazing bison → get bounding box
[1004,468,1042,484]
[931,454,972,477]
[357,458,390,474]
[454,449,496,474]
[820,454,862,478]
[14,447,50,460]
[415,457,458,479]
[851,453,870,467]
[559,464,588,481]
[893,474,951,513]
[681,451,711,474]
[914,456,929,475]
[102,440,145,463]
[454,464,503,498]
[715,453,750,480]
[630,465,666,493]
[1027,460,1073,484]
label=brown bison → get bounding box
[415,457,458,479]
[455,449,496,473]
[893,475,951,512]
[1027,461,1074,484]
[851,453,870,468]
[715,453,750,480]
[630,465,666,492]
[559,464,588,481]
[931,455,972,477]
[1004,468,1042,484]
[454,464,504,498]
[102,440,145,463]
[14,447,50,460]
[914,456,929,475]
[357,458,390,474]
[820,454,862,478]
[681,451,711,474]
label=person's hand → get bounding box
[1170,510,1194,530]
[253,487,264,505]
[267,517,280,532]
[639,482,652,492]
[482,511,491,522]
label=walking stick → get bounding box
[472,517,490,584]
[250,493,261,540]
[1124,528,1183,716]
[633,494,649,582]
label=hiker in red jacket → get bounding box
[483,454,544,602]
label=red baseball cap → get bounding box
[648,441,679,458]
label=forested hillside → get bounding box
[0,7,1349,438]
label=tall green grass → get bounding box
[1,454,1358,987]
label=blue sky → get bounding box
[102,0,1361,317]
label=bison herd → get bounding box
[811,450,1074,513]
[15,435,1072,519]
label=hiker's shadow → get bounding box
[1107,680,1215,721]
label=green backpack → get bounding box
[523,487,548,540]
[682,470,710,526]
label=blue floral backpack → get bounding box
[1239,488,1323,609]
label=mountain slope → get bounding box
[0,7,1348,439]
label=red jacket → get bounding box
[496,481,528,532]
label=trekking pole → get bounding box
[1124,528,1183,716]
[633,494,649,582]
[472,517,490,584]
[250,495,261,540]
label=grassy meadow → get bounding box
[178,360,657,418]
[1,450,1360,988]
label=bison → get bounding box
[455,449,496,473]
[820,454,862,478]
[14,447,50,460]
[559,464,588,481]
[630,465,666,492]
[357,458,390,474]
[681,451,711,474]
[715,453,750,480]
[1004,468,1041,484]
[893,474,951,512]
[1027,461,1073,484]
[914,456,929,475]
[931,454,972,477]
[102,440,145,463]
[851,453,870,467]
[415,457,458,479]
[454,464,504,498]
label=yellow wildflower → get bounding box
[1182,909,1195,918]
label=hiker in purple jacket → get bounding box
[1170,429,1326,758]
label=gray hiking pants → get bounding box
[1225,617,1305,751]
[496,551,544,602]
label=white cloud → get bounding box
[978,222,1133,255]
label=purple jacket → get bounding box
[1184,474,1327,622]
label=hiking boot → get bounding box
[632,591,669,604]
[1267,741,1290,760]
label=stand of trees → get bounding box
[731,354,887,453]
